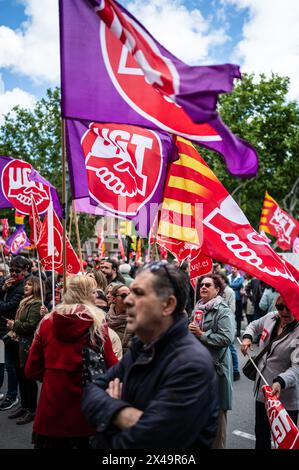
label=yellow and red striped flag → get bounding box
[158,136,208,246]
[259,191,299,251]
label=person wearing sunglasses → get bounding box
[0,256,28,411]
[106,283,132,353]
[189,274,235,449]
[82,261,218,449]
[241,295,299,449]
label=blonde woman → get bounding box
[25,275,118,449]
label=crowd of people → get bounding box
[0,254,298,449]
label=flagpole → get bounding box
[48,201,55,310]
[68,205,73,239]
[72,201,84,273]
[236,338,269,386]
[31,196,44,306]
[61,119,67,293]
[194,277,198,311]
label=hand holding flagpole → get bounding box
[237,337,269,386]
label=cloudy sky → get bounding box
[0,0,299,124]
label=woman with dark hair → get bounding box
[189,274,234,449]
[6,277,44,424]
[106,283,132,353]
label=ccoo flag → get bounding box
[259,191,299,251]
[59,0,258,177]
[158,136,299,320]
[263,385,299,449]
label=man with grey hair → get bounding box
[82,261,219,449]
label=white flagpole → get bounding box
[47,201,55,310]
[237,337,269,386]
[31,196,44,306]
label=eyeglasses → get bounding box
[115,293,129,299]
[276,303,288,311]
[200,282,212,288]
[144,261,178,296]
[10,268,22,274]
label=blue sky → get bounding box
[0,0,298,124]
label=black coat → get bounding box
[0,279,24,338]
[82,316,219,449]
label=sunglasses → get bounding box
[200,282,213,288]
[10,268,22,274]
[276,303,288,311]
[144,261,178,296]
[115,293,129,299]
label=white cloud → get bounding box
[0,75,36,125]
[0,0,59,84]
[225,0,299,100]
[126,0,229,64]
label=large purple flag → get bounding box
[59,0,258,177]
[66,120,176,236]
[5,227,31,255]
[0,156,62,217]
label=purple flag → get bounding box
[5,227,31,255]
[66,120,175,236]
[59,0,258,177]
[0,156,62,217]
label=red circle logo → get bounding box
[81,122,163,216]
[101,22,219,142]
[2,160,51,215]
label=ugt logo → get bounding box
[81,123,163,216]
[2,160,50,215]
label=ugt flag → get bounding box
[59,0,258,177]
[0,156,62,217]
[66,120,175,237]
[263,385,299,449]
[259,191,299,251]
[5,227,31,255]
[158,136,299,320]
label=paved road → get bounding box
[0,339,257,450]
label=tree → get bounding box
[0,88,100,244]
[198,73,299,232]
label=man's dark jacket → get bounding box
[0,279,24,338]
[82,316,219,449]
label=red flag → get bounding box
[1,219,9,238]
[156,235,191,263]
[262,385,299,449]
[36,208,80,275]
[158,136,299,320]
[29,197,42,246]
[259,192,299,251]
[189,250,213,289]
[97,225,106,257]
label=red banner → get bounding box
[263,385,299,449]
[259,192,299,251]
[37,208,80,275]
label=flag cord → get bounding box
[236,337,269,386]
[61,119,67,292]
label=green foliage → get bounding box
[198,73,299,230]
